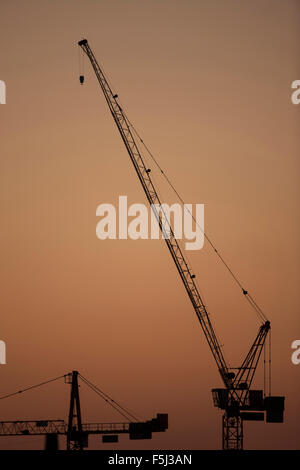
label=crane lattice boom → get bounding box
[78,39,284,450]
[78,38,231,388]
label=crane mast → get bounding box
[78,39,284,450]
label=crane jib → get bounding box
[78,39,232,386]
[78,39,272,398]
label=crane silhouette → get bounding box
[78,38,285,450]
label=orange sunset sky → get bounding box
[0,0,299,449]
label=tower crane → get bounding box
[78,39,285,450]
[0,371,168,450]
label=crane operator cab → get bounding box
[212,388,285,423]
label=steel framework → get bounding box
[78,39,285,449]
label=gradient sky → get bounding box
[0,0,299,450]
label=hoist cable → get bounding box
[120,110,268,324]
[79,374,141,422]
[0,374,67,401]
